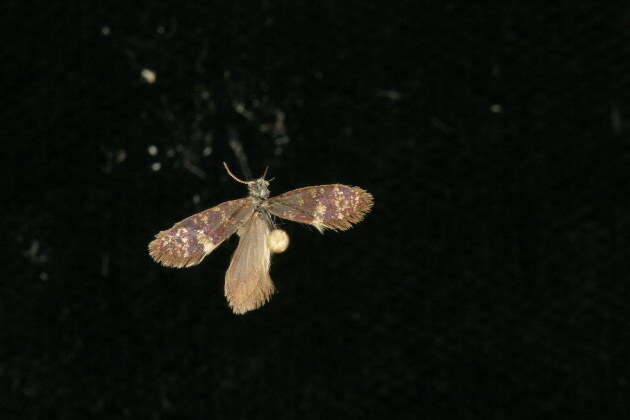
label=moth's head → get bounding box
[223,162,271,200]
[247,178,270,200]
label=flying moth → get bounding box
[148,162,374,314]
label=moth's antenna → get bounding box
[261,166,269,179]
[223,162,249,184]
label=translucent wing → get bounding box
[265,184,373,232]
[224,212,275,314]
[148,198,256,268]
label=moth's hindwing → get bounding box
[266,184,373,232]
[148,197,256,268]
[225,212,275,314]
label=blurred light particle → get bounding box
[192,194,201,204]
[183,161,206,179]
[26,240,39,259]
[430,116,454,134]
[141,69,157,84]
[611,106,622,135]
[233,102,254,120]
[490,104,503,114]
[101,25,111,36]
[147,145,158,156]
[39,272,49,281]
[115,149,127,163]
[376,89,402,101]
[166,148,175,158]
[24,239,48,264]
[151,162,162,171]
[271,109,290,156]
[156,25,165,35]
[227,127,251,179]
[202,147,212,156]
[101,253,109,277]
[492,64,501,78]
[268,229,289,254]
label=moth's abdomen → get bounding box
[149,198,256,268]
[266,184,373,232]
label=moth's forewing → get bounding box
[148,198,256,268]
[266,185,373,232]
[224,212,275,314]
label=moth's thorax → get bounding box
[248,178,270,200]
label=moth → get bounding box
[148,163,373,314]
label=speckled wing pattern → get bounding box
[148,198,256,268]
[224,212,275,314]
[266,184,374,232]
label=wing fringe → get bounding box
[318,186,374,231]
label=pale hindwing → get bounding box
[224,212,275,314]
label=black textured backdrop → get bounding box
[4,2,630,419]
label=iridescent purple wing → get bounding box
[265,184,373,232]
[148,198,256,268]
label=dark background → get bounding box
[3,2,630,419]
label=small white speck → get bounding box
[147,145,158,156]
[151,162,162,171]
[39,272,49,281]
[490,104,503,113]
[141,69,156,84]
[156,25,165,35]
[101,26,111,36]
[200,91,210,100]
[192,194,200,204]
[202,147,212,156]
[166,149,175,157]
